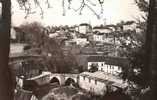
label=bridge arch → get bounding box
[65,78,75,86]
[50,77,60,85]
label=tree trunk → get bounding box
[144,0,154,86]
[0,0,13,100]
[145,0,157,99]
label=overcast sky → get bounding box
[11,0,142,26]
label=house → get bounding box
[90,32,114,44]
[64,38,89,47]
[48,32,59,38]
[64,40,76,46]
[87,56,128,75]
[78,71,128,95]
[105,24,116,32]
[69,25,79,32]
[102,42,120,56]
[80,46,96,54]
[10,55,44,79]
[10,43,26,54]
[11,27,17,40]
[78,72,108,95]
[78,23,92,34]
[92,26,115,44]
[12,27,26,43]
[115,21,136,32]
[93,33,104,42]
[9,43,44,79]
[122,21,136,31]
[72,38,89,46]
[93,26,112,34]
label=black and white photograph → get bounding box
[0,0,157,100]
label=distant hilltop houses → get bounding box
[10,21,138,45]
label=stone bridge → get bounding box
[49,73,79,85]
[25,72,79,86]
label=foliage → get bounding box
[77,65,84,73]
[135,0,149,12]
[116,0,149,88]
[102,91,131,100]
[116,22,150,88]
[121,45,148,87]
[19,22,79,73]
[89,64,98,73]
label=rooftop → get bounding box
[87,56,129,67]
[80,71,128,88]
[79,23,90,26]
[27,71,51,81]
[9,52,41,58]
[93,26,113,30]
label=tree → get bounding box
[0,0,14,100]
[121,45,146,86]
[116,0,149,88]
[19,22,80,73]
[19,22,46,47]
[133,1,149,87]
[89,64,98,73]
[123,0,157,99]
[144,0,157,99]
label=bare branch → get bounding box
[71,0,84,12]
[134,0,149,12]
[16,0,105,19]
[86,4,100,19]
[45,0,52,8]
[79,3,85,15]
[70,0,103,17]
[68,0,72,9]
[86,0,96,6]
[62,0,65,16]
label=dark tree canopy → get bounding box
[18,22,79,73]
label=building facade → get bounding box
[78,72,107,95]
[93,34,104,42]
[79,23,92,34]
[87,56,128,75]
[78,71,128,95]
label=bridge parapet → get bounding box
[26,72,79,86]
[61,74,78,77]
[49,73,79,85]
[26,72,51,86]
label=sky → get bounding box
[11,0,143,26]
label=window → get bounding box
[95,80,97,85]
[0,3,1,17]
[118,67,121,70]
[108,65,110,69]
[89,78,91,83]
[102,63,103,66]
[83,76,85,80]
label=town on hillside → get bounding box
[9,21,146,100]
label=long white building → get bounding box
[78,71,128,95]
[87,56,128,75]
